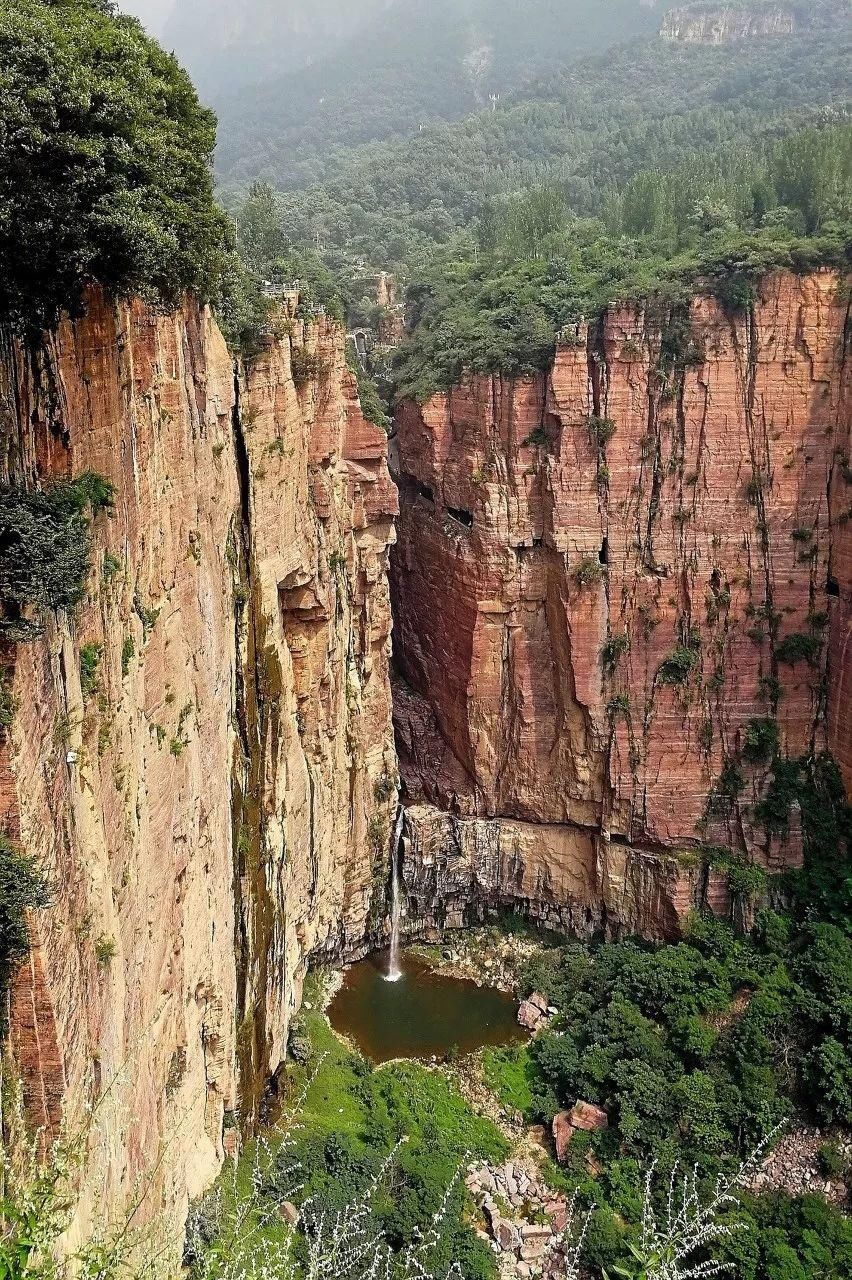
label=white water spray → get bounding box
[386,804,405,982]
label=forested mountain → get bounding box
[228,13,851,277]
[210,0,661,188]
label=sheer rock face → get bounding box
[0,294,396,1251]
[392,270,851,938]
[660,6,797,43]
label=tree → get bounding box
[0,0,227,332]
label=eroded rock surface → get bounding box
[393,271,852,938]
[0,294,397,1251]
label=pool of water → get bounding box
[327,951,526,1062]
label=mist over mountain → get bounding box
[162,0,397,98]
[197,0,661,190]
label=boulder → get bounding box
[569,1101,609,1133]
[495,1220,519,1252]
[278,1201,300,1227]
[552,1110,576,1163]
[518,999,546,1031]
[553,1102,609,1161]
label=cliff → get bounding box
[392,270,852,939]
[0,292,397,1251]
[660,5,797,42]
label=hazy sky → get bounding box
[119,0,173,35]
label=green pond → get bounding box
[327,950,526,1062]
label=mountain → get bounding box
[207,0,661,190]
[250,13,851,271]
[162,0,395,98]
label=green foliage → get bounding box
[589,416,617,449]
[101,551,122,582]
[601,634,630,674]
[200,994,505,1280]
[775,631,822,665]
[79,642,102,699]
[657,644,699,687]
[742,717,780,763]
[0,473,113,634]
[0,833,49,1020]
[346,342,391,432]
[94,933,117,967]
[213,1,660,194]
[0,668,15,732]
[290,347,330,386]
[575,556,606,589]
[0,0,227,332]
[121,636,135,678]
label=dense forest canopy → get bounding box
[224,12,851,271]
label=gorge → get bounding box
[1,266,850,1253]
[1,2,852,1274]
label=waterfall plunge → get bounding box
[386,804,405,982]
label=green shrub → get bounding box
[291,347,331,385]
[0,474,114,629]
[94,934,117,967]
[121,636,135,678]
[574,556,606,588]
[601,633,629,673]
[608,693,631,718]
[818,1139,849,1179]
[589,415,617,448]
[79,643,102,699]
[657,644,699,686]
[0,670,15,732]
[742,717,779,763]
[776,632,821,665]
[102,552,122,582]
[0,833,49,1018]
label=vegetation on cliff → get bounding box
[0,473,114,637]
[0,0,227,332]
[392,121,851,398]
[0,835,49,1026]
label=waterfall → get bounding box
[386,804,405,982]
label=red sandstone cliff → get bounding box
[0,293,397,1253]
[392,270,852,938]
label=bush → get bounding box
[657,645,699,686]
[0,474,114,629]
[291,347,331,386]
[0,0,228,332]
[776,632,821,665]
[0,833,49,1018]
[0,669,15,732]
[574,556,606,588]
[601,633,629,673]
[80,643,102,699]
[589,415,617,448]
[742,717,780,763]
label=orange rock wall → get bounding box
[0,295,396,1252]
[392,271,851,936]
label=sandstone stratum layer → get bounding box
[392,270,852,939]
[0,292,397,1252]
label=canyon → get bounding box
[0,267,850,1251]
